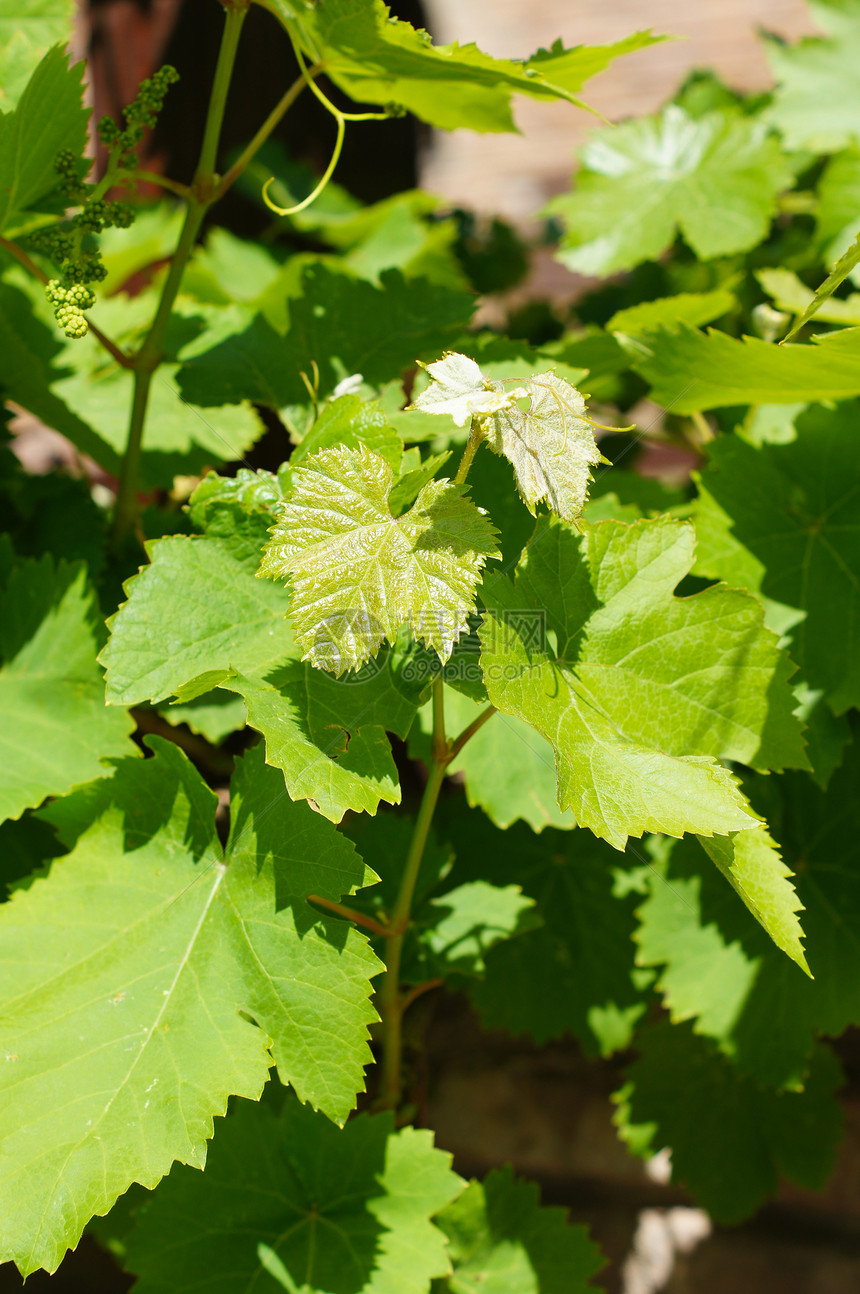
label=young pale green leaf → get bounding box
[546,105,792,275]
[265,0,663,133]
[765,2,860,152]
[123,1096,464,1294]
[629,322,860,411]
[0,46,87,233]
[0,555,135,823]
[436,1165,604,1294]
[438,804,648,1054]
[411,351,524,426]
[0,740,381,1276]
[101,488,413,820]
[259,444,500,675]
[479,516,805,850]
[0,0,74,112]
[412,355,604,525]
[634,750,860,1087]
[616,1024,842,1223]
[693,405,860,715]
[482,372,607,525]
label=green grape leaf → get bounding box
[525,30,663,98]
[101,487,414,821]
[817,146,860,268]
[606,287,736,335]
[0,443,107,574]
[436,1165,604,1294]
[630,322,860,411]
[0,1,75,113]
[634,748,860,1087]
[160,690,248,745]
[98,202,186,294]
[389,450,452,516]
[0,555,135,823]
[124,1096,464,1294]
[692,405,860,714]
[479,516,804,850]
[268,189,469,292]
[0,810,64,897]
[101,497,293,707]
[421,881,537,977]
[268,0,663,133]
[410,687,575,832]
[223,661,404,822]
[176,263,475,423]
[698,825,808,974]
[184,225,283,304]
[616,1024,842,1222]
[0,740,381,1276]
[546,106,791,276]
[227,742,378,904]
[0,46,87,233]
[259,444,500,675]
[791,683,851,789]
[756,266,860,327]
[439,804,647,1054]
[291,394,403,472]
[765,2,860,152]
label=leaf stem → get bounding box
[376,677,449,1111]
[307,894,391,937]
[400,978,444,1014]
[449,703,496,761]
[120,169,193,201]
[454,420,484,484]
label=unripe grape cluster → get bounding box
[29,66,178,339]
[97,65,179,167]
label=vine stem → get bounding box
[376,678,449,1111]
[454,420,485,484]
[111,2,247,543]
[214,69,314,201]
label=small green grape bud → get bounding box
[66,283,96,309]
[61,313,89,339]
[105,200,134,229]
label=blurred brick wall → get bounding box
[420,0,818,219]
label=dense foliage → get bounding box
[2,0,860,1286]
